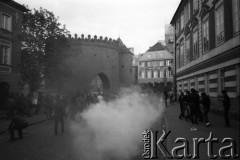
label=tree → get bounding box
[21,7,69,95]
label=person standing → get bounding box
[189,88,199,125]
[219,90,231,127]
[183,91,190,121]
[168,90,174,105]
[200,92,211,126]
[178,92,185,119]
[163,90,168,107]
[54,95,66,135]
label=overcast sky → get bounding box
[17,0,180,54]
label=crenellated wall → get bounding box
[61,34,133,94]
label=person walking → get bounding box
[54,95,66,135]
[178,92,185,119]
[219,90,231,127]
[200,92,211,127]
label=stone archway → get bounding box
[90,73,110,95]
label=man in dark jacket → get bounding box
[200,92,211,126]
[219,90,231,127]
[189,88,199,124]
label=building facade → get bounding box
[0,0,28,108]
[170,0,240,118]
[138,42,174,91]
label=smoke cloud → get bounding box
[70,88,164,160]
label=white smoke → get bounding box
[70,88,164,160]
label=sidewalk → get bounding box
[0,113,52,135]
[163,102,239,160]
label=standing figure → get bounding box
[219,90,231,127]
[54,95,66,135]
[168,90,174,105]
[189,88,199,125]
[163,90,168,107]
[200,92,211,126]
[178,92,185,119]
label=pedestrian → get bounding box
[54,95,66,135]
[219,90,231,127]
[200,92,211,127]
[178,92,185,119]
[189,88,199,125]
[196,90,203,122]
[168,90,174,105]
[183,91,190,121]
[163,90,168,107]
[8,111,28,141]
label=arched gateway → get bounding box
[47,34,134,96]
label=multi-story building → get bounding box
[170,0,240,118]
[0,0,28,108]
[138,41,174,91]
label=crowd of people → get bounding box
[164,88,231,130]
[5,91,107,141]
[5,88,232,141]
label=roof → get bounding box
[146,41,167,52]
[139,50,173,61]
[170,0,185,25]
[1,0,29,12]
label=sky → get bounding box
[16,0,180,54]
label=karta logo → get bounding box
[142,130,239,159]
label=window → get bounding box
[153,70,158,78]
[193,30,199,60]
[160,61,164,66]
[0,45,11,65]
[0,40,11,65]
[202,19,209,52]
[232,0,240,34]
[147,61,151,67]
[220,69,225,91]
[147,70,152,78]
[141,71,145,78]
[141,62,145,67]
[166,60,171,66]
[185,38,190,63]
[180,12,184,30]
[185,3,190,23]
[180,41,184,67]
[1,13,12,31]
[193,0,199,13]
[160,70,164,78]
[215,4,224,45]
[153,61,159,66]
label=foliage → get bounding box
[21,7,70,95]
